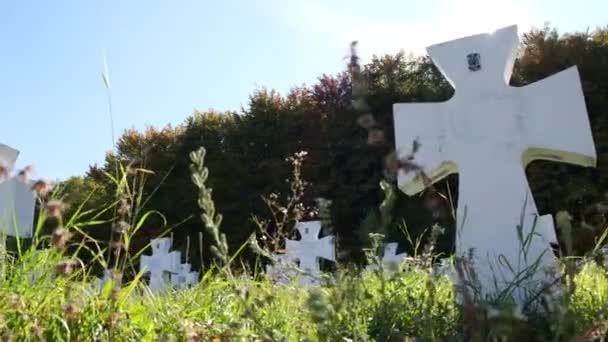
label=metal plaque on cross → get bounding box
[393,25,596,301]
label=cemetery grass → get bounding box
[0,150,606,340]
[1,232,608,340]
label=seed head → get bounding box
[31,180,51,196]
[117,198,131,217]
[61,303,80,319]
[111,269,123,282]
[55,259,79,276]
[113,220,130,234]
[45,200,65,218]
[110,287,121,302]
[51,227,72,249]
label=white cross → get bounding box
[365,242,407,273]
[139,237,181,292]
[284,221,335,287]
[171,263,199,289]
[264,254,299,286]
[433,258,456,279]
[393,25,596,301]
[0,143,35,238]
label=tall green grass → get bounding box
[0,147,604,340]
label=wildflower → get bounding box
[51,227,72,249]
[113,220,130,234]
[117,198,131,217]
[111,269,123,282]
[367,129,385,145]
[110,287,121,302]
[55,259,79,276]
[357,113,376,129]
[61,303,80,319]
[45,200,65,218]
[31,179,51,196]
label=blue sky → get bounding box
[0,0,606,182]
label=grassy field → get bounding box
[0,243,607,341]
[0,147,606,341]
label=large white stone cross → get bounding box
[393,25,596,301]
[0,143,35,238]
[139,237,181,292]
[285,221,335,287]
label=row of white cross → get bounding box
[1,24,599,303]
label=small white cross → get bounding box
[284,221,335,287]
[139,237,181,292]
[171,263,199,289]
[365,242,407,273]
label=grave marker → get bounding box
[171,263,199,289]
[284,221,335,287]
[140,237,181,292]
[393,25,596,301]
[366,242,407,273]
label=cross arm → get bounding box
[0,144,19,167]
[393,102,456,195]
[519,67,596,168]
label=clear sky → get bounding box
[1,0,606,181]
